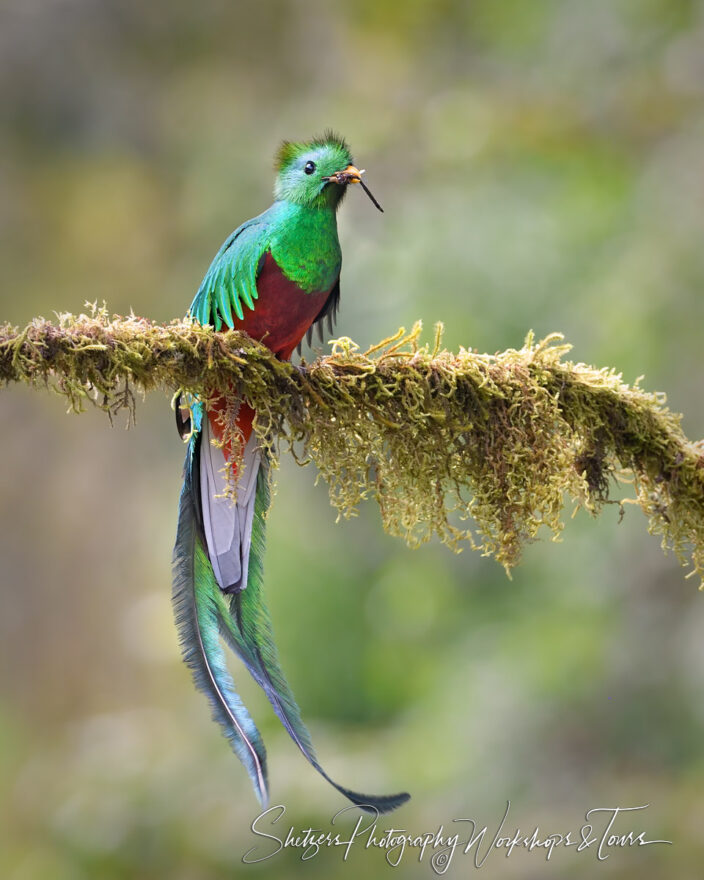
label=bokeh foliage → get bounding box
[1,1,704,878]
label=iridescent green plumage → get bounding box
[173,134,408,813]
[191,131,351,331]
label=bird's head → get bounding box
[273,130,382,212]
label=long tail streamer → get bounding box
[173,411,409,813]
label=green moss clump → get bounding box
[2,307,703,581]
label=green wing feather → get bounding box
[190,211,270,329]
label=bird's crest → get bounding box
[274,130,352,171]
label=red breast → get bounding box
[209,252,334,462]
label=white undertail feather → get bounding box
[199,416,260,592]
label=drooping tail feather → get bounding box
[174,413,410,814]
[216,456,410,814]
[172,433,268,806]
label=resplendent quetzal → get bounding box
[173,132,409,813]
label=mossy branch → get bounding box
[2,306,704,582]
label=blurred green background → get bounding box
[1,1,704,877]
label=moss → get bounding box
[2,306,703,582]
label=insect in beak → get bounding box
[322,165,384,212]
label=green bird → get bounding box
[173,131,409,813]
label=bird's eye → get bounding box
[304,160,316,175]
